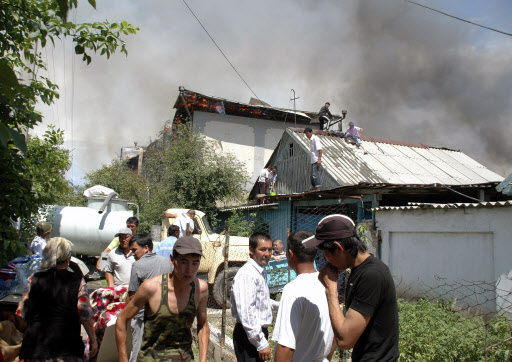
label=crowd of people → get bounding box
[13,204,398,362]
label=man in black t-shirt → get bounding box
[303,215,399,361]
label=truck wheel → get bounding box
[212,267,239,309]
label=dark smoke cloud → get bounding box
[35,0,512,183]
[341,0,512,176]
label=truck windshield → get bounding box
[202,217,213,234]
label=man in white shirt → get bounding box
[272,230,335,362]
[104,228,135,287]
[258,167,272,204]
[29,221,52,257]
[304,127,323,191]
[163,209,195,237]
[231,232,279,361]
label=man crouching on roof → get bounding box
[116,236,209,362]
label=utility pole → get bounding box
[290,89,299,125]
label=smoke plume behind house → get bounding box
[35,0,512,183]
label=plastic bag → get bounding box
[83,185,117,198]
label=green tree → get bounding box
[25,126,72,206]
[0,0,138,264]
[85,124,249,234]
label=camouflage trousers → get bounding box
[138,347,193,362]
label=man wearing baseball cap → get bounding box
[104,227,135,287]
[29,221,53,257]
[344,121,363,148]
[116,236,209,362]
[303,215,399,361]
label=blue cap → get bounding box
[349,121,354,126]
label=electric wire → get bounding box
[180,0,260,100]
[70,7,77,183]
[404,0,512,37]
[62,37,67,136]
[51,45,61,128]
[440,184,483,202]
[180,0,325,137]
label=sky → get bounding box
[33,0,512,185]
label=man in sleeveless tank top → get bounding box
[116,237,209,362]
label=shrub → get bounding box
[398,298,512,361]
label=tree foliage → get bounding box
[85,124,249,234]
[0,0,138,264]
[225,210,270,237]
[25,126,71,205]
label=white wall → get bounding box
[193,111,287,190]
[377,206,512,315]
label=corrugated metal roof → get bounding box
[289,129,503,187]
[219,203,279,213]
[373,201,512,211]
[496,173,512,195]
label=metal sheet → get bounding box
[289,129,503,188]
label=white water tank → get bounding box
[48,197,133,256]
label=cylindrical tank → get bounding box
[47,197,133,256]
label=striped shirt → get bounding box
[231,258,280,351]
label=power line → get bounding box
[439,184,482,202]
[180,0,312,132]
[70,7,77,184]
[181,0,261,100]
[404,0,512,37]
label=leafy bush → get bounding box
[225,210,269,237]
[398,298,512,361]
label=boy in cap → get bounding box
[30,221,52,257]
[127,235,173,362]
[116,236,209,362]
[303,215,399,361]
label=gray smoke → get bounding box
[342,0,512,176]
[35,0,512,183]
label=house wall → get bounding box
[376,206,512,315]
[193,111,291,190]
[269,132,338,194]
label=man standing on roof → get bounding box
[318,102,333,130]
[304,127,322,192]
[164,209,196,237]
[303,215,399,361]
[345,121,363,148]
